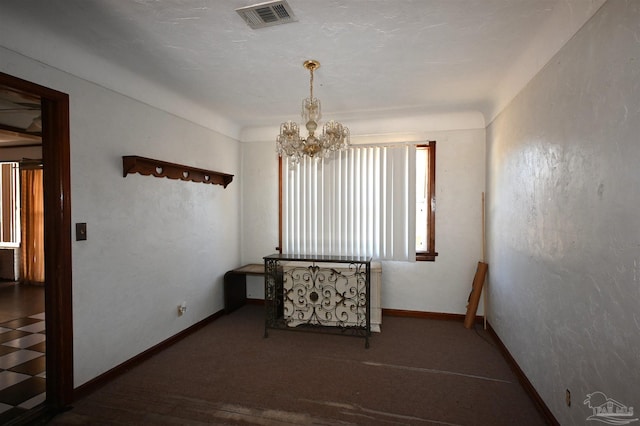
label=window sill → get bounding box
[0,243,20,249]
[416,252,438,262]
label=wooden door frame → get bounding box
[0,72,73,410]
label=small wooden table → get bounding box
[223,264,265,314]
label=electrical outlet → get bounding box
[566,389,571,407]
[178,302,187,316]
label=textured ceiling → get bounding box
[0,0,605,140]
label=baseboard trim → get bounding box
[382,308,484,323]
[73,309,225,401]
[485,323,559,426]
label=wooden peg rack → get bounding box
[122,156,233,188]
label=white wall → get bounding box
[241,127,486,314]
[240,142,281,265]
[486,1,640,423]
[0,46,241,387]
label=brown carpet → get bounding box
[49,305,547,425]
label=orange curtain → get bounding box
[20,168,44,284]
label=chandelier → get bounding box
[276,60,350,164]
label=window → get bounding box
[416,143,437,261]
[0,162,20,245]
[278,141,437,261]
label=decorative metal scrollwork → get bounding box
[264,254,371,348]
[283,263,367,330]
[264,258,283,333]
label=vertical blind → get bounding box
[282,144,416,261]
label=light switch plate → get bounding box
[76,223,87,241]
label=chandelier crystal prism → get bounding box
[276,60,350,164]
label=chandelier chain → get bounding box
[309,66,314,100]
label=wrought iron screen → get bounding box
[263,254,372,348]
[284,263,367,328]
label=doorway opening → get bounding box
[0,72,73,423]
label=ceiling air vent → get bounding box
[235,0,297,29]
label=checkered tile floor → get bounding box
[0,312,46,423]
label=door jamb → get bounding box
[0,71,74,410]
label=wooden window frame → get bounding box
[416,141,437,261]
